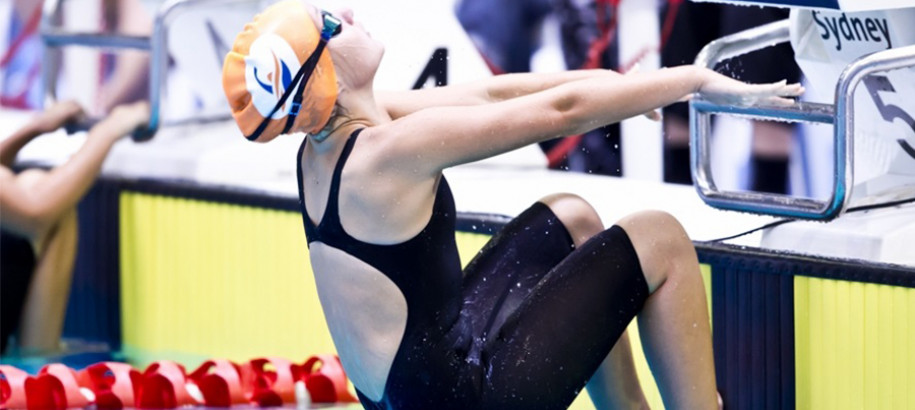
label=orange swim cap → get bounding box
[222,0,338,142]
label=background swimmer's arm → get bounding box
[377,69,623,120]
[373,66,802,175]
[0,103,149,237]
[0,101,84,167]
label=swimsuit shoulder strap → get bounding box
[324,128,364,227]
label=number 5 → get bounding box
[862,74,915,160]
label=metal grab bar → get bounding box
[689,18,915,220]
[42,32,152,50]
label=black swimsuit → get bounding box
[297,129,649,410]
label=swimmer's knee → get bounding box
[616,210,696,292]
[538,193,603,245]
[617,210,691,253]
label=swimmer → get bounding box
[0,101,149,354]
[222,2,802,409]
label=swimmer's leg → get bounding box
[459,194,647,409]
[618,210,716,409]
[585,332,647,409]
[458,201,577,351]
[483,210,716,410]
[15,169,79,354]
[538,194,648,410]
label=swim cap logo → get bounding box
[244,34,301,119]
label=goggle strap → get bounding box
[283,38,329,134]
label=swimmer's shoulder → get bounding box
[347,125,437,180]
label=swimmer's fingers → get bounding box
[699,74,805,107]
[745,82,804,106]
[34,100,86,133]
[760,95,800,107]
[744,81,804,101]
[101,102,152,139]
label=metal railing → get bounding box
[689,19,915,220]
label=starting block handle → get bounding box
[834,43,915,198]
[690,19,839,220]
[689,19,849,219]
[690,15,915,220]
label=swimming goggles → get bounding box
[246,11,343,141]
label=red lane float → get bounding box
[0,354,354,409]
[187,360,245,407]
[240,357,296,406]
[296,354,358,403]
[0,365,29,409]
[134,361,195,408]
[77,362,140,408]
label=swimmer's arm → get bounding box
[0,101,84,167]
[376,66,801,174]
[0,103,148,236]
[377,69,623,120]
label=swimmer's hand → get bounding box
[694,69,804,107]
[33,100,86,134]
[102,102,151,139]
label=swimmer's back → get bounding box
[297,129,464,404]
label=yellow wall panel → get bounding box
[795,277,915,410]
[795,277,811,409]
[454,231,492,267]
[120,193,333,368]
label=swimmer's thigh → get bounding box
[482,225,649,410]
[460,202,575,336]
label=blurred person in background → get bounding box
[1,100,149,355]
